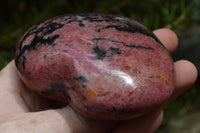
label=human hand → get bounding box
[0,28,197,133]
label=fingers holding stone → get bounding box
[171,60,197,101]
[0,110,71,133]
[153,28,178,53]
[0,107,116,133]
[0,60,29,123]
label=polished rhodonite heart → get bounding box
[15,14,175,120]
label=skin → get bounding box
[0,28,197,133]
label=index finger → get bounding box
[153,28,178,53]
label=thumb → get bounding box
[0,106,116,133]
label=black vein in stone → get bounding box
[92,45,107,60]
[15,20,64,68]
[41,83,75,101]
[74,75,88,82]
[98,25,162,46]
[93,38,154,50]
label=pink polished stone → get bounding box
[15,14,175,120]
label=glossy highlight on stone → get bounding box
[15,14,175,120]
